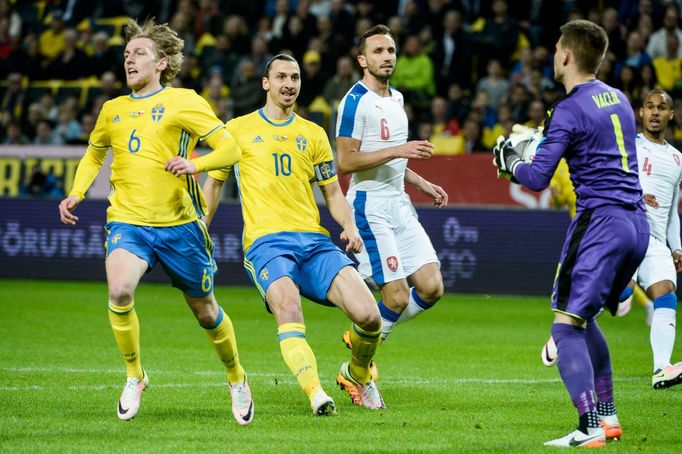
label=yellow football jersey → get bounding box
[71,86,234,226]
[549,158,577,218]
[209,109,338,252]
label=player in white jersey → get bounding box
[633,89,682,389]
[335,25,448,350]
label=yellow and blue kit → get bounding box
[209,108,353,305]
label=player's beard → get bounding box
[368,65,393,82]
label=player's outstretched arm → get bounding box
[319,180,363,253]
[404,168,448,207]
[335,137,434,174]
[59,144,109,225]
[203,175,226,228]
[166,135,242,176]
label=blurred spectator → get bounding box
[195,0,224,38]
[55,106,83,144]
[602,7,627,60]
[39,92,59,123]
[310,0,332,18]
[19,165,64,197]
[483,103,513,150]
[646,4,682,59]
[329,0,354,54]
[509,47,534,89]
[297,49,326,108]
[445,83,471,124]
[392,34,435,110]
[201,68,230,116]
[224,15,251,55]
[48,28,91,80]
[431,9,473,93]
[77,112,96,144]
[34,119,64,145]
[476,59,509,110]
[525,68,554,99]
[401,1,426,37]
[282,14,309,60]
[322,55,358,107]
[231,59,263,117]
[652,32,682,90]
[430,96,460,136]
[618,30,652,74]
[639,62,658,96]
[0,0,21,39]
[615,65,640,99]
[170,10,196,56]
[202,33,240,84]
[3,120,29,144]
[23,102,43,140]
[39,10,66,60]
[271,0,290,41]
[460,117,485,153]
[524,99,545,129]
[1,71,26,120]
[508,83,530,123]
[476,0,519,71]
[232,35,272,87]
[90,32,120,79]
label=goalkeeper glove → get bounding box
[492,135,523,178]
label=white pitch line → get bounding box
[0,366,646,392]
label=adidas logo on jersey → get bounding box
[112,115,121,123]
[253,135,264,143]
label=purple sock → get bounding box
[552,323,597,416]
[585,319,614,403]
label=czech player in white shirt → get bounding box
[633,89,682,389]
[335,24,448,350]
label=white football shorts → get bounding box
[634,235,677,291]
[347,190,439,286]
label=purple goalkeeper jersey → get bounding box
[515,79,645,213]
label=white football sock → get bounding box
[395,288,434,325]
[651,308,676,372]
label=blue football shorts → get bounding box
[243,231,354,310]
[105,221,216,297]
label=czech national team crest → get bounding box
[386,256,398,272]
[151,103,165,122]
[295,135,308,152]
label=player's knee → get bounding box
[384,286,410,311]
[414,275,444,303]
[108,283,134,306]
[356,308,381,333]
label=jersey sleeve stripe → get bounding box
[353,191,385,285]
[199,124,223,140]
[88,141,109,149]
[338,84,368,137]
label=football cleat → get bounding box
[311,390,336,416]
[543,428,606,448]
[542,336,558,367]
[652,362,682,389]
[117,370,149,421]
[336,361,385,410]
[341,329,379,381]
[599,415,622,440]
[229,377,254,425]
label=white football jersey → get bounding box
[336,81,409,195]
[636,133,682,249]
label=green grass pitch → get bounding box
[1,279,681,452]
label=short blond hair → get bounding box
[125,18,184,86]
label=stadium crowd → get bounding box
[3,0,682,154]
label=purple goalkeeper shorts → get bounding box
[551,205,649,320]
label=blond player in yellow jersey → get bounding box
[57,19,254,425]
[166,54,385,415]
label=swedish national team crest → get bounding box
[260,268,269,281]
[295,135,308,152]
[151,103,165,122]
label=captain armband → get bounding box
[313,160,337,182]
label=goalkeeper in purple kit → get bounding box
[493,20,649,448]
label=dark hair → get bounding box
[559,19,609,75]
[358,24,394,55]
[263,53,297,77]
